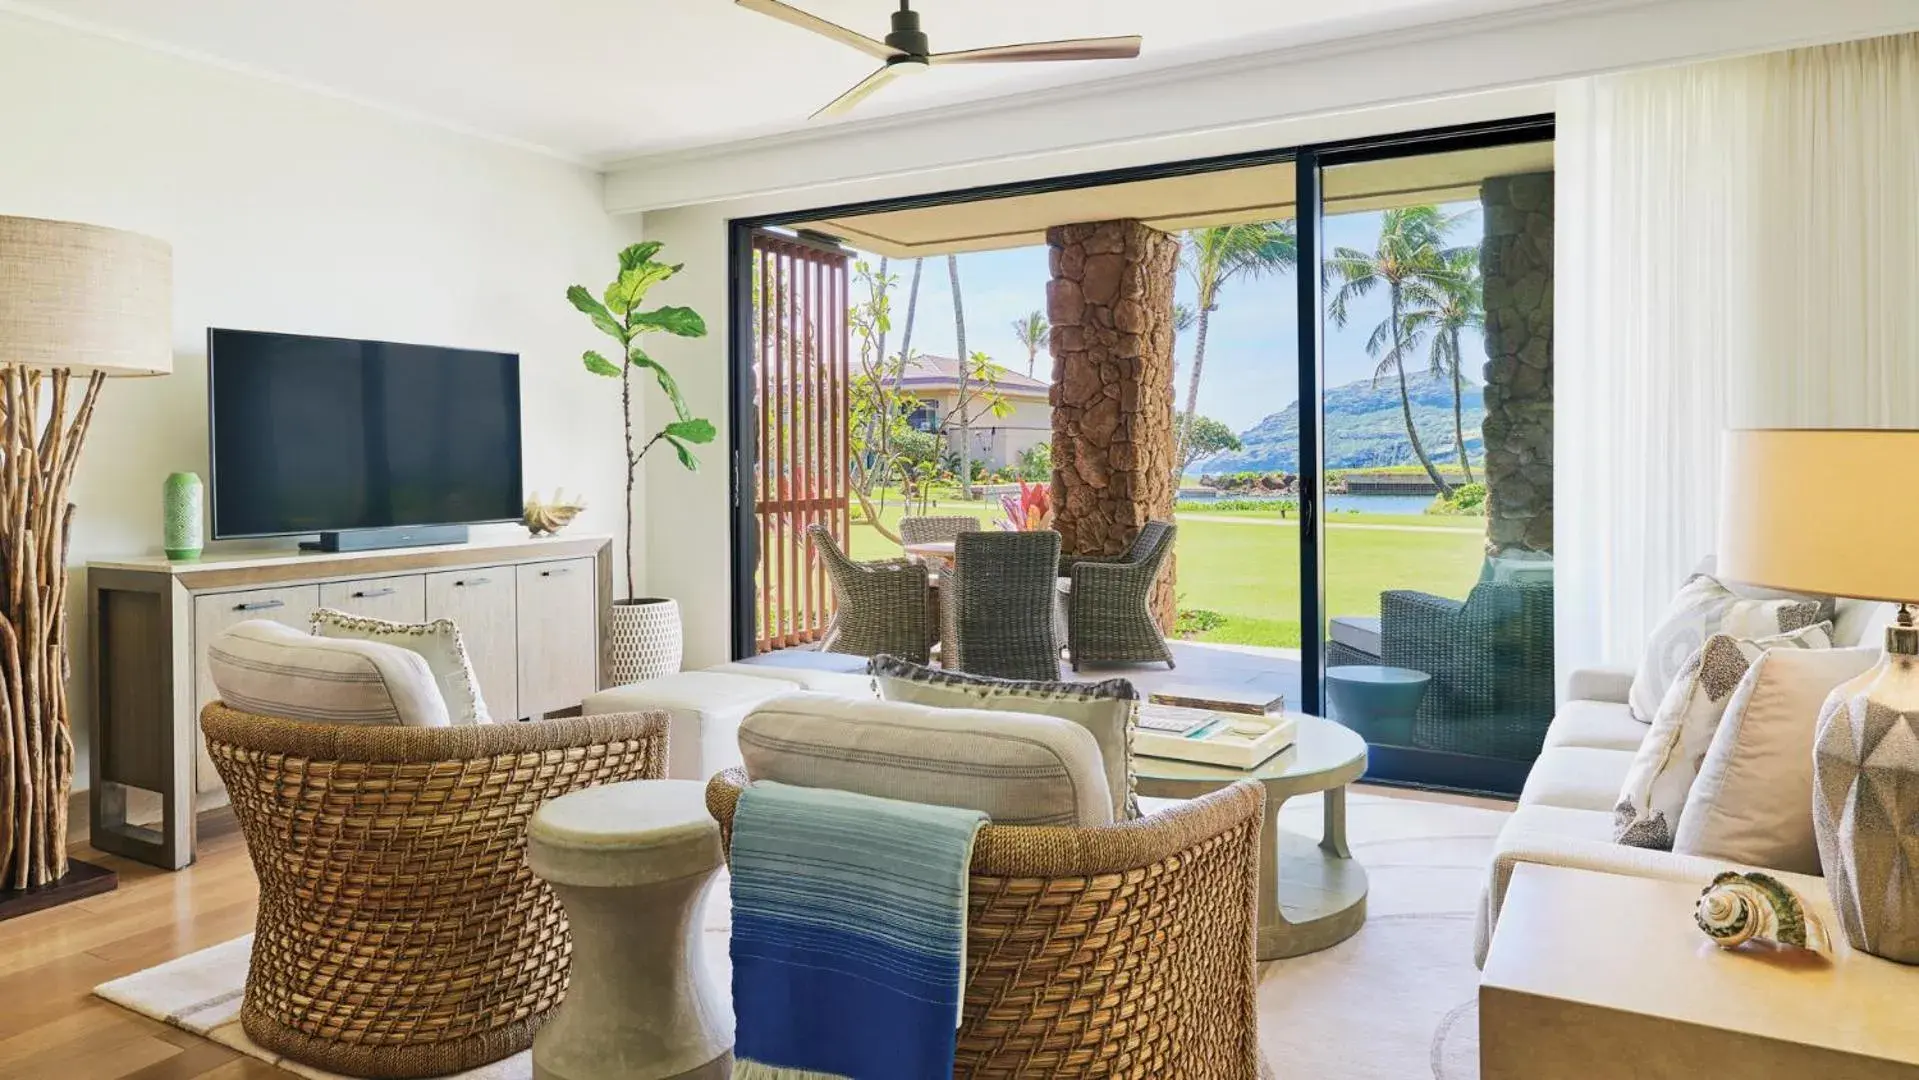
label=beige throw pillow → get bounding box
[311,609,491,724]
[868,655,1138,820]
[208,619,449,728]
[1614,622,1831,849]
[1675,645,1882,874]
[1628,574,1830,722]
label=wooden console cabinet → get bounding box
[87,534,613,869]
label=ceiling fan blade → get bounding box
[929,35,1142,65]
[736,0,901,61]
[812,64,906,119]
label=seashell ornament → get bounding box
[1695,870,1827,951]
[524,489,587,536]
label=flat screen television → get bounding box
[208,329,523,543]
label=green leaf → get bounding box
[664,418,716,444]
[618,241,664,272]
[582,350,621,377]
[662,435,701,471]
[630,305,707,338]
[629,346,694,421]
[603,262,677,315]
[567,286,624,340]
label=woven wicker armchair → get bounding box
[900,514,983,546]
[1064,520,1177,671]
[942,529,1063,681]
[1379,581,1555,760]
[707,769,1264,1079]
[810,522,934,663]
[202,704,668,1079]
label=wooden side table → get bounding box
[1481,864,1919,1078]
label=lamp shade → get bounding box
[1718,428,1919,602]
[0,215,171,375]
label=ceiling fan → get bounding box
[736,0,1144,119]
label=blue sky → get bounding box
[866,201,1488,434]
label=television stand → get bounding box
[300,524,470,553]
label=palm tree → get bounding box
[1011,310,1048,378]
[948,254,972,499]
[1172,302,1196,336]
[897,258,924,362]
[1402,248,1483,483]
[1325,205,1467,497]
[1178,223,1296,465]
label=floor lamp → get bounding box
[0,215,171,916]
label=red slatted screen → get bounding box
[752,232,850,651]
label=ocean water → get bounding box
[1180,491,1435,516]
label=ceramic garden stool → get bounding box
[1325,665,1432,746]
[527,779,731,1080]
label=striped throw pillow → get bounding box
[207,620,450,728]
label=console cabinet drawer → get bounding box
[517,558,599,719]
[425,567,518,721]
[318,575,427,623]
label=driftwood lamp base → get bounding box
[0,857,115,922]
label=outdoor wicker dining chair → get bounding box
[809,522,934,664]
[899,514,983,546]
[707,769,1264,1079]
[202,705,667,1078]
[1065,519,1178,670]
[942,529,1063,680]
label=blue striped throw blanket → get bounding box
[730,780,987,1080]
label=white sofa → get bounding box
[1476,597,1898,965]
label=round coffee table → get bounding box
[526,779,732,1080]
[1325,665,1431,745]
[1134,714,1369,960]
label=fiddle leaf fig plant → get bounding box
[568,241,713,602]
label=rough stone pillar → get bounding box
[1479,172,1554,554]
[1045,219,1181,630]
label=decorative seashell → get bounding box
[523,488,587,536]
[1695,870,1826,951]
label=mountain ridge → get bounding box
[1200,371,1485,474]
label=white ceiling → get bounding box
[3,0,1571,162]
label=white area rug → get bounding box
[95,791,1503,1079]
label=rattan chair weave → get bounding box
[1379,581,1555,760]
[943,529,1063,680]
[900,514,983,546]
[203,704,668,1079]
[1066,520,1177,670]
[810,522,934,663]
[707,769,1263,1079]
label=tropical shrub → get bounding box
[1016,442,1053,481]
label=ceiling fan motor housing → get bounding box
[885,5,930,59]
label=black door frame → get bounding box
[725,115,1554,793]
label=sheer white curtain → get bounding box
[1556,33,1919,685]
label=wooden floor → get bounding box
[0,814,289,1080]
[3,781,1506,1080]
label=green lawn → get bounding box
[846,493,1485,648]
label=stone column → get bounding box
[1479,172,1554,554]
[1045,220,1181,629]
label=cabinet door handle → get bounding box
[234,599,285,612]
[540,568,571,577]
[352,587,397,599]
[456,577,491,588]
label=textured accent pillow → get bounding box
[1613,623,1832,849]
[869,654,1138,820]
[738,692,1114,826]
[1675,645,1882,874]
[208,619,449,728]
[311,609,490,724]
[1628,574,1831,722]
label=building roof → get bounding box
[897,355,1050,399]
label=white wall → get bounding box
[0,12,636,779]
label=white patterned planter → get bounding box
[609,598,682,686]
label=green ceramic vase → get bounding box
[164,471,203,561]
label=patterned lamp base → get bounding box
[1814,617,1919,963]
[164,471,203,561]
[609,598,682,686]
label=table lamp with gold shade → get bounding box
[0,215,171,915]
[1719,427,1919,963]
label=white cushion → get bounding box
[1542,699,1647,752]
[1329,616,1381,656]
[1675,645,1882,875]
[585,670,802,780]
[310,609,490,724]
[1628,574,1832,722]
[1518,746,1638,812]
[738,692,1114,827]
[207,620,448,728]
[706,661,876,697]
[868,656,1138,820]
[1613,624,1832,849]
[1832,599,1899,649]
